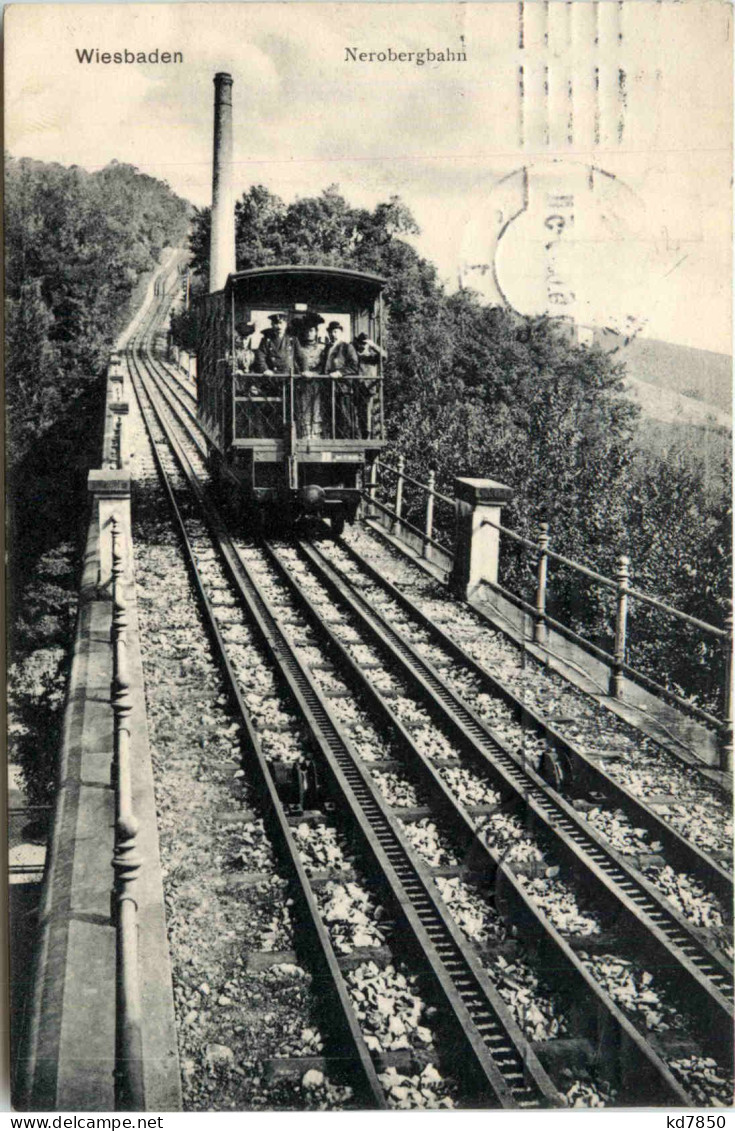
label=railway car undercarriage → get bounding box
[209,432,371,538]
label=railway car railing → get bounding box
[233,373,384,442]
[368,458,733,768]
[109,517,145,1111]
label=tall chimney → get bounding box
[209,72,235,293]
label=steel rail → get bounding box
[128,340,555,1108]
[142,309,733,939]
[259,539,696,1108]
[148,354,199,417]
[126,330,387,1108]
[140,312,728,1008]
[134,337,562,1106]
[138,341,203,445]
[153,351,199,409]
[332,539,734,906]
[294,540,734,1058]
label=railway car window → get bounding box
[318,313,351,339]
[250,310,287,350]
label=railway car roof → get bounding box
[224,264,386,302]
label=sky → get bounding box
[5,0,733,354]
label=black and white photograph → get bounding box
[4,1,733,1116]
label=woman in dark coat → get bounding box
[293,312,326,437]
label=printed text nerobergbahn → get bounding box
[344,46,466,65]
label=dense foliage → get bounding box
[6,155,190,469]
[183,184,730,715]
[6,154,190,806]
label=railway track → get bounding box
[283,539,734,994]
[323,537,733,893]
[128,323,567,1111]
[124,286,734,1108]
[360,520,734,868]
[256,538,732,1092]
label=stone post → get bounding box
[87,470,131,595]
[533,522,550,644]
[451,478,513,600]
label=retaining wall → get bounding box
[16,272,182,1111]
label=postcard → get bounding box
[5,1,733,1118]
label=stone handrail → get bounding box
[110,517,145,1110]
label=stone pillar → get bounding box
[110,402,130,467]
[451,477,513,600]
[209,72,235,293]
[88,470,131,595]
[109,373,125,402]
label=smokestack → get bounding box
[209,72,235,293]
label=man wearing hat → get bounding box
[353,332,385,379]
[319,321,359,438]
[253,312,296,375]
[353,332,385,438]
[249,313,293,438]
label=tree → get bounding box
[5,153,190,469]
[6,152,191,807]
[5,281,62,468]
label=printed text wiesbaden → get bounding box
[76,48,183,64]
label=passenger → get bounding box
[253,312,296,375]
[249,313,292,436]
[321,321,359,377]
[353,332,385,437]
[321,322,359,438]
[232,320,256,375]
[353,331,385,378]
[294,312,325,375]
[294,313,326,437]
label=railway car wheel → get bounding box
[540,747,572,792]
[330,512,345,540]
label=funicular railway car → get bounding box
[196,265,386,536]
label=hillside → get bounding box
[588,329,732,416]
[624,374,731,431]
